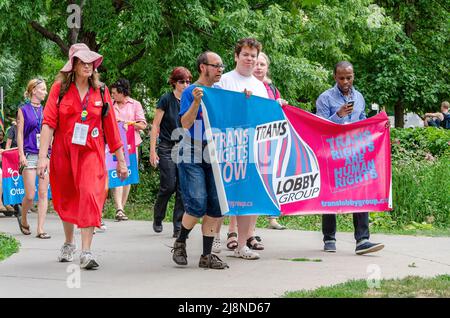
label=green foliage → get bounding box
[0,51,20,97]
[392,158,449,228]
[388,128,450,229]
[390,127,450,164]
[4,0,447,124]
[360,0,450,122]
[0,233,20,262]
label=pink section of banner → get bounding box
[126,123,137,154]
[281,106,392,215]
[2,148,19,178]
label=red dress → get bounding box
[43,81,122,228]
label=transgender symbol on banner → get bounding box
[2,148,52,205]
[255,120,320,209]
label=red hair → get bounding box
[169,67,192,88]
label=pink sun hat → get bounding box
[60,43,103,72]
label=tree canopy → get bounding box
[0,0,448,126]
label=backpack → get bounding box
[441,113,450,129]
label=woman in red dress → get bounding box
[37,43,128,270]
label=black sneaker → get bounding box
[153,222,163,233]
[355,241,385,255]
[323,240,336,252]
[172,241,187,265]
[199,254,229,269]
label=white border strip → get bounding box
[201,99,230,215]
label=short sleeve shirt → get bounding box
[179,84,204,141]
[7,124,17,148]
[216,70,269,98]
[156,92,181,143]
[113,97,147,146]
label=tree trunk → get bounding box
[394,99,404,128]
[405,0,416,37]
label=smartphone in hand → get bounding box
[346,100,355,120]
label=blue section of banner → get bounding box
[201,87,284,216]
[108,153,139,188]
[3,176,52,205]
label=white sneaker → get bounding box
[234,246,260,260]
[57,243,76,262]
[96,220,107,233]
[212,237,221,254]
[80,251,99,270]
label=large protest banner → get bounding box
[201,87,284,216]
[282,105,392,215]
[2,148,52,205]
[201,87,392,216]
[106,121,139,188]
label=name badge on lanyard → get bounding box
[72,88,91,146]
[32,106,43,148]
[72,123,89,146]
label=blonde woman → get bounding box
[17,78,51,238]
[253,52,287,230]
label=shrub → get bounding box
[391,157,449,227]
[391,127,450,164]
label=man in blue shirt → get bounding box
[316,61,385,255]
[171,51,229,269]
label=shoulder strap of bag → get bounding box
[99,84,110,118]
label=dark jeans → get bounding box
[322,213,370,243]
[153,142,184,231]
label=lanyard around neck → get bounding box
[80,88,90,122]
[31,105,43,129]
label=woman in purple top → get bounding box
[17,78,51,238]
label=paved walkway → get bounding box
[0,213,449,298]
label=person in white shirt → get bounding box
[214,38,267,260]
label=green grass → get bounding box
[284,275,450,298]
[280,257,322,262]
[0,233,20,262]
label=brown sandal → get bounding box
[226,232,238,250]
[247,236,264,250]
[115,209,129,221]
[36,232,51,239]
[17,217,31,235]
